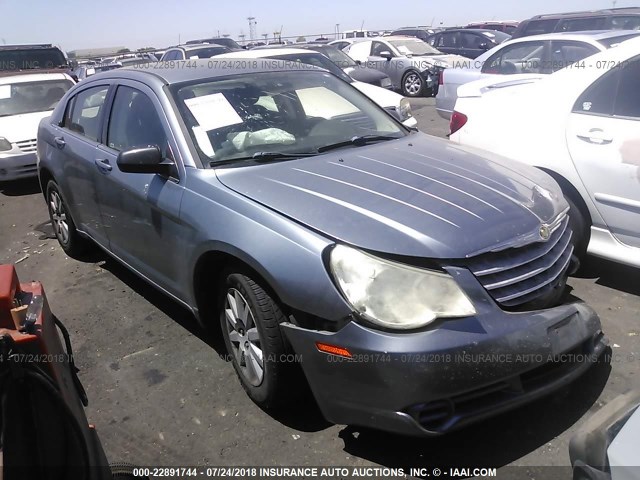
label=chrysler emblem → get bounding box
[539,224,551,240]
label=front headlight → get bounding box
[0,137,12,152]
[330,245,476,330]
[379,77,392,88]
[398,98,412,121]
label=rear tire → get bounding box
[219,272,293,408]
[45,180,90,258]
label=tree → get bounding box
[296,36,307,43]
[117,48,130,54]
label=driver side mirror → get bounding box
[379,50,393,60]
[117,146,175,176]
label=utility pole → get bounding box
[335,23,340,39]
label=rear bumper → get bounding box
[0,152,38,181]
[283,300,606,436]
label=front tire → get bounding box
[45,180,90,257]
[402,70,425,97]
[219,272,292,408]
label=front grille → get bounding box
[16,139,37,153]
[465,214,573,308]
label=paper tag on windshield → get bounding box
[184,93,243,131]
[0,85,11,100]
[192,126,215,157]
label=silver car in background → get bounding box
[346,36,468,97]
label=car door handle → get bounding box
[95,158,112,172]
[54,136,66,148]
[576,128,613,145]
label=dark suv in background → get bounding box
[511,7,640,38]
[0,44,69,72]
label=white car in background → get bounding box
[0,72,74,181]
[436,30,640,119]
[449,36,640,268]
[215,48,417,128]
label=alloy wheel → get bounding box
[224,288,264,386]
[49,190,70,246]
[404,72,423,96]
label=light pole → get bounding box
[247,17,257,41]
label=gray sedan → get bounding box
[37,61,605,436]
[347,36,468,97]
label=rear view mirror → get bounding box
[117,146,174,176]
[478,42,489,50]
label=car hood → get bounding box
[352,81,402,108]
[215,133,567,259]
[0,111,52,143]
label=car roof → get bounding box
[0,72,71,84]
[170,43,230,51]
[527,7,640,20]
[91,58,322,86]
[0,44,57,51]
[504,29,640,42]
[436,28,507,33]
[218,48,316,58]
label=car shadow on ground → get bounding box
[574,257,640,297]
[0,178,41,197]
[86,248,331,432]
[337,354,611,473]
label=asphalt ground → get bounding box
[0,96,638,477]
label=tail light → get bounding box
[438,69,444,86]
[449,111,468,136]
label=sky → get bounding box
[1,0,636,51]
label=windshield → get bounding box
[172,71,405,166]
[270,53,353,83]
[388,39,442,56]
[315,47,358,68]
[481,31,511,43]
[0,48,67,71]
[0,79,73,116]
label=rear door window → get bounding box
[572,67,621,117]
[613,57,640,118]
[64,85,110,141]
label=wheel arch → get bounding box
[537,167,592,228]
[191,248,290,330]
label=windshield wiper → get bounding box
[209,151,317,167]
[317,135,401,154]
